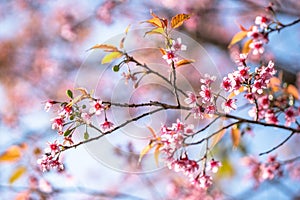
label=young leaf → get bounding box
[171,14,190,29]
[143,17,163,28]
[138,142,154,163]
[144,27,164,37]
[231,124,240,148]
[154,144,162,166]
[286,84,299,99]
[0,146,22,162]
[84,132,89,140]
[88,44,119,52]
[66,89,73,99]
[147,126,157,138]
[242,39,253,54]
[175,59,195,68]
[9,166,26,185]
[64,129,72,137]
[228,31,247,48]
[101,51,123,64]
[75,87,89,96]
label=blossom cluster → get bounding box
[247,15,272,55]
[158,119,222,190]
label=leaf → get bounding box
[66,89,73,99]
[154,145,161,166]
[112,65,120,72]
[138,142,154,163]
[228,31,248,48]
[269,77,281,92]
[171,13,190,29]
[84,132,89,140]
[143,17,163,28]
[101,51,123,64]
[159,48,167,55]
[64,129,72,137]
[175,59,195,68]
[0,146,22,162]
[217,158,235,178]
[88,44,119,52]
[239,24,248,32]
[9,166,26,184]
[144,27,164,37]
[286,84,299,99]
[231,124,240,148]
[75,87,89,96]
[228,86,246,99]
[147,126,157,138]
[210,129,226,148]
[242,39,253,54]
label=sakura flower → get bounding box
[207,159,222,173]
[162,50,178,65]
[171,38,187,51]
[205,104,216,116]
[222,99,237,113]
[221,76,232,92]
[247,26,262,40]
[44,100,55,112]
[37,154,64,172]
[59,105,72,117]
[255,16,270,29]
[237,66,250,80]
[81,112,91,124]
[90,100,104,115]
[191,174,213,190]
[249,41,264,55]
[169,155,199,177]
[192,106,205,119]
[100,120,114,132]
[265,109,278,124]
[252,79,266,94]
[184,91,197,107]
[51,117,64,131]
[44,140,60,157]
[235,53,248,66]
[285,107,297,126]
[200,74,216,86]
[244,92,255,104]
[199,85,212,103]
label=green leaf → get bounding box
[64,129,72,137]
[228,31,248,48]
[171,13,190,29]
[101,52,123,64]
[84,132,89,140]
[9,166,26,185]
[66,89,73,99]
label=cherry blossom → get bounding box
[207,159,222,173]
[162,50,178,65]
[44,100,55,112]
[171,38,187,51]
[222,99,237,113]
[249,41,264,55]
[51,117,64,131]
[199,85,212,103]
[255,16,270,29]
[81,112,91,124]
[285,107,297,126]
[184,91,197,106]
[100,120,114,132]
[89,100,104,115]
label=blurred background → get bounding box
[1,0,300,199]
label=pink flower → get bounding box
[221,77,232,92]
[258,95,270,109]
[169,154,199,177]
[207,159,222,173]
[51,117,64,131]
[81,112,91,124]
[171,38,187,51]
[192,106,205,119]
[44,100,55,112]
[205,104,216,116]
[222,99,237,113]
[184,91,197,106]
[255,16,270,29]
[191,174,213,190]
[200,74,216,86]
[247,26,262,40]
[235,53,248,66]
[199,85,212,103]
[252,79,266,94]
[45,141,60,157]
[162,50,178,65]
[244,93,255,103]
[285,107,297,126]
[59,105,72,117]
[265,109,278,124]
[90,100,104,115]
[237,66,250,80]
[100,120,114,132]
[249,41,264,55]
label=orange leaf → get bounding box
[138,142,154,163]
[228,86,246,99]
[175,59,195,68]
[101,51,123,64]
[231,124,240,148]
[147,126,157,138]
[242,39,253,54]
[9,166,26,185]
[144,27,164,37]
[210,129,226,148]
[171,14,190,29]
[0,145,22,163]
[228,31,248,48]
[154,144,162,166]
[159,48,167,55]
[143,17,163,28]
[239,24,248,32]
[268,77,281,92]
[88,44,119,52]
[286,84,299,99]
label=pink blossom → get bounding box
[162,50,178,65]
[207,159,222,173]
[255,16,270,29]
[222,99,237,113]
[258,95,270,109]
[199,85,212,103]
[249,41,264,55]
[237,66,250,80]
[244,92,255,103]
[81,112,91,124]
[192,106,205,119]
[44,141,60,157]
[252,79,266,94]
[169,155,199,177]
[285,107,297,126]
[184,91,197,106]
[221,77,232,92]
[59,105,72,117]
[37,155,64,172]
[205,104,216,116]
[247,26,262,40]
[200,74,216,86]
[90,100,104,115]
[265,109,278,124]
[191,174,213,190]
[235,53,248,66]
[44,100,55,112]
[51,117,64,131]
[100,120,114,132]
[171,38,187,51]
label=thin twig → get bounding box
[259,132,294,156]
